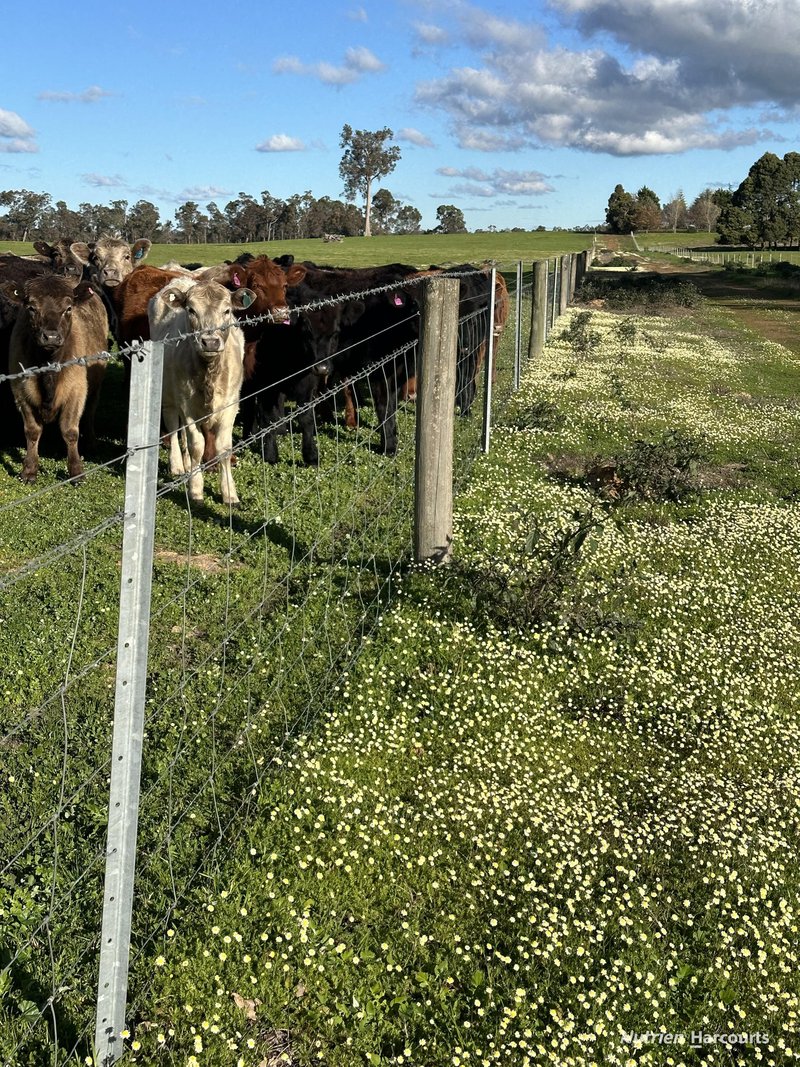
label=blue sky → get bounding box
[2,0,799,233]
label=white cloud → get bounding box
[413,21,451,46]
[274,46,385,86]
[256,134,307,152]
[397,127,435,147]
[436,165,555,196]
[38,85,116,103]
[412,0,799,156]
[347,5,368,20]
[82,173,127,187]
[0,108,38,153]
[177,185,231,202]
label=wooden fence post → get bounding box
[559,254,571,315]
[414,277,459,564]
[528,259,548,360]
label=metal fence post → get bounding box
[414,278,459,564]
[513,260,523,391]
[95,340,164,1065]
[481,267,497,455]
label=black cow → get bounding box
[426,264,493,417]
[249,262,421,462]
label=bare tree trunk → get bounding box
[364,176,372,237]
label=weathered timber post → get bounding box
[95,341,164,1065]
[528,259,548,360]
[481,267,497,455]
[513,260,523,391]
[414,277,459,564]
[569,254,578,303]
[575,249,588,289]
[551,256,559,329]
[559,254,571,315]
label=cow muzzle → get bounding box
[199,334,224,355]
[271,305,291,324]
[37,330,63,350]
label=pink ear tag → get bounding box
[394,295,403,305]
[233,272,241,287]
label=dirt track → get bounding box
[592,239,800,356]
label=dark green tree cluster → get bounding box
[605,185,663,233]
[605,184,721,235]
[716,152,800,248]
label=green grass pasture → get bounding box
[113,276,800,1066]
[0,275,522,1064]
[0,232,592,271]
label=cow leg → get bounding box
[58,394,86,482]
[80,365,106,455]
[213,413,240,507]
[184,420,205,502]
[343,382,359,428]
[18,405,43,483]
[295,378,319,466]
[380,383,399,456]
[298,406,319,466]
[162,405,185,479]
[254,390,281,464]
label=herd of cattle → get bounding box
[0,237,509,502]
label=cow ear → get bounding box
[33,240,52,257]
[131,239,152,263]
[0,281,22,304]
[72,282,97,304]
[285,264,307,286]
[231,288,256,310]
[342,299,365,324]
[70,242,92,266]
[162,287,188,308]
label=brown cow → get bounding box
[2,275,109,482]
[32,239,83,278]
[70,236,151,290]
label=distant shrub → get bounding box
[577,275,704,312]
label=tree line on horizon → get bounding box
[0,123,479,246]
[605,151,800,249]
[0,187,477,245]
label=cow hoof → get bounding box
[21,470,37,484]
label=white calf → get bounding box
[149,277,255,505]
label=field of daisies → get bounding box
[127,283,800,1066]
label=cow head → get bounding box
[235,256,307,328]
[300,296,365,378]
[33,239,83,278]
[1,276,98,354]
[70,236,151,287]
[161,280,255,358]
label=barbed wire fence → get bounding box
[0,250,588,1067]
